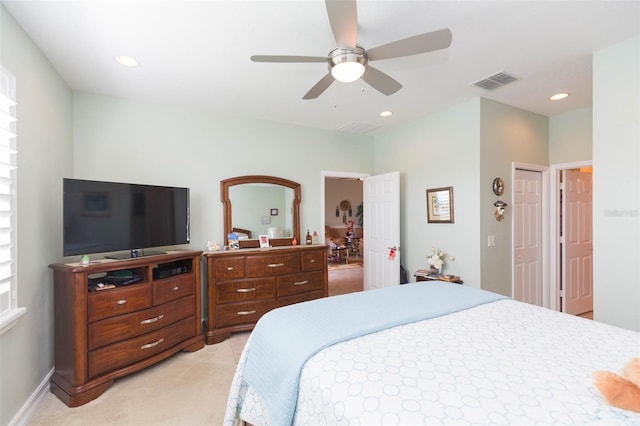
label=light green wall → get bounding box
[72,93,375,258]
[374,99,482,287]
[593,36,640,331]
[480,98,549,296]
[549,108,592,164]
[0,5,73,425]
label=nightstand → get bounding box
[414,270,463,284]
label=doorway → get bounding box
[512,163,549,308]
[321,171,368,296]
[550,161,593,315]
[513,168,544,306]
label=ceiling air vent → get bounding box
[473,71,519,91]
[337,121,380,134]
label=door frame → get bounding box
[511,162,550,307]
[549,160,592,312]
[320,171,370,242]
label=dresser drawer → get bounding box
[301,249,325,271]
[88,284,152,323]
[216,278,275,304]
[215,300,277,328]
[153,274,194,305]
[89,295,195,350]
[246,253,299,277]
[279,289,325,308]
[214,257,245,280]
[88,317,195,379]
[277,270,325,298]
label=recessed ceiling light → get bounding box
[549,92,569,101]
[379,111,393,117]
[114,55,140,67]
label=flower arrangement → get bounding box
[427,247,455,273]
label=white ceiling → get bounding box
[3,0,639,135]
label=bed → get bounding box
[224,281,640,425]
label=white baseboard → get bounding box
[9,368,54,426]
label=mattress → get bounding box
[224,284,640,425]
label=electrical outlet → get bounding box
[488,235,496,247]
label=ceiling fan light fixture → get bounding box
[331,62,365,82]
[329,47,367,83]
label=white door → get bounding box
[562,169,593,315]
[363,172,400,291]
[513,169,543,306]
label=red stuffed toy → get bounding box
[594,358,640,412]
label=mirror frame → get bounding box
[221,175,301,248]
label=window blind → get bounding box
[0,66,18,323]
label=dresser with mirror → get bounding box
[203,175,328,344]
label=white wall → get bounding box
[0,5,73,424]
[71,93,376,260]
[374,99,482,286]
[549,108,592,164]
[592,36,640,331]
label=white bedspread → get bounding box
[225,298,640,425]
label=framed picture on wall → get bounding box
[426,186,454,223]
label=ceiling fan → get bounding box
[250,0,452,100]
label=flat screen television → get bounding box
[63,178,190,259]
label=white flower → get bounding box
[427,247,454,270]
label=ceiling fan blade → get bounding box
[303,73,335,100]
[325,0,358,48]
[361,66,402,96]
[366,28,452,61]
[251,55,327,63]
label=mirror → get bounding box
[221,175,301,248]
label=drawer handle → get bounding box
[237,310,256,316]
[237,288,256,293]
[117,299,127,305]
[294,280,309,286]
[140,338,164,350]
[309,259,316,263]
[267,263,284,268]
[226,266,234,271]
[140,314,164,325]
[172,286,179,291]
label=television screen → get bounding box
[63,178,190,257]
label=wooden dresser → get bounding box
[49,250,204,407]
[203,245,328,344]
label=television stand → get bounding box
[49,250,203,406]
[105,248,166,260]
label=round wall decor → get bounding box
[492,177,504,196]
[339,200,351,211]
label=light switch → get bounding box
[488,235,496,247]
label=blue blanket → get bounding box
[242,281,507,425]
